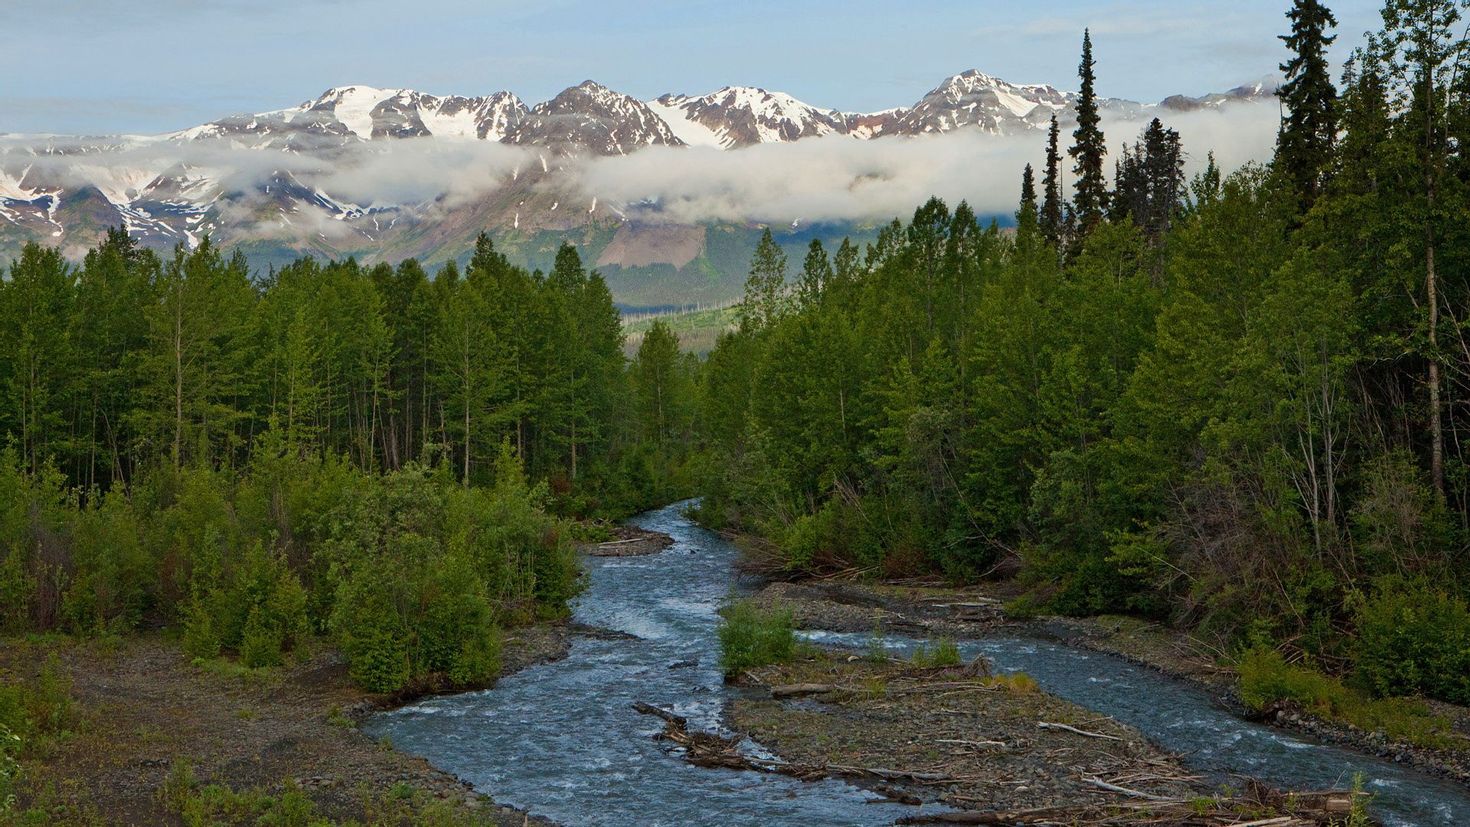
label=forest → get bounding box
[2,0,1469,741]
[0,230,696,692]
[694,0,1470,709]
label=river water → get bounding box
[366,501,1470,826]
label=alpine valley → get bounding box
[0,70,1272,309]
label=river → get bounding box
[365,501,1470,826]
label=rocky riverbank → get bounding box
[577,525,674,557]
[0,626,572,825]
[719,648,1371,825]
[742,576,1470,794]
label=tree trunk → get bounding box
[174,302,184,469]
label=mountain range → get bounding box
[0,70,1274,308]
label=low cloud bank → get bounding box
[574,100,1281,224]
[0,135,532,213]
[1,100,1279,239]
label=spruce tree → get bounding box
[1277,0,1339,209]
[1069,29,1109,240]
[740,228,788,330]
[1018,163,1040,237]
[796,239,832,309]
[1040,115,1064,246]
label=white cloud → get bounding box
[574,100,1280,225]
[0,101,1277,244]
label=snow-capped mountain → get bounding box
[650,87,852,148]
[176,86,529,147]
[0,68,1276,296]
[885,70,1072,136]
[509,80,684,155]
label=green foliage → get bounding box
[0,722,18,813]
[1353,578,1470,704]
[0,653,74,806]
[1237,647,1452,749]
[911,638,961,668]
[0,228,693,696]
[691,7,1470,709]
[717,600,796,676]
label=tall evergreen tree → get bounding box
[1018,163,1040,237]
[740,228,788,330]
[1113,119,1184,246]
[1040,115,1065,247]
[1069,29,1110,240]
[0,244,75,474]
[796,239,832,309]
[1277,0,1340,209]
[633,320,682,446]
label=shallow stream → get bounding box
[366,501,1470,826]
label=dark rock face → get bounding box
[509,81,683,155]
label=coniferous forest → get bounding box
[696,1,1470,708]
[6,1,1470,822]
[0,231,696,691]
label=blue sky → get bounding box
[3,0,1383,135]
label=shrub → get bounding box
[62,492,154,635]
[1237,647,1338,712]
[0,722,18,813]
[717,600,795,676]
[416,552,501,686]
[181,599,220,660]
[186,543,308,668]
[1353,577,1470,704]
[911,638,962,668]
[331,573,410,693]
[1237,646,1451,748]
[238,608,285,668]
[987,672,1039,693]
[0,658,74,757]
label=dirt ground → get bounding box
[746,576,1470,792]
[0,626,570,826]
[725,651,1367,825]
[731,654,1203,812]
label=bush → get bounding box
[717,600,795,676]
[1237,646,1338,712]
[0,722,18,813]
[238,608,285,668]
[330,542,501,693]
[0,655,74,795]
[186,543,309,668]
[1353,577,1470,704]
[62,492,154,634]
[331,573,411,693]
[1237,646,1451,748]
[911,638,962,668]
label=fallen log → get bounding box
[1081,776,1169,800]
[631,701,686,726]
[826,764,953,782]
[629,701,944,792]
[1036,721,1123,741]
[770,683,838,698]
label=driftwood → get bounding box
[630,701,951,790]
[895,785,1370,826]
[1081,776,1168,800]
[769,683,839,698]
[582,530,674,557]
[1036,721,1124,741]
